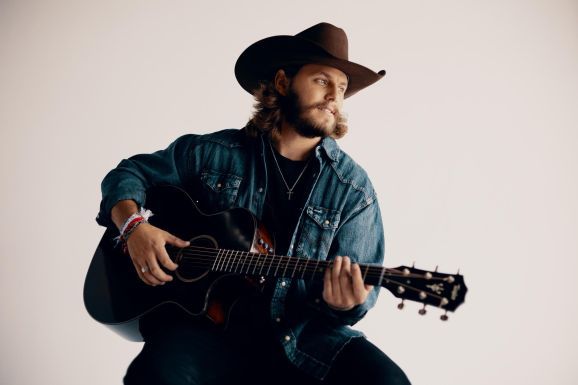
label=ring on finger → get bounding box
[140,265,149,273]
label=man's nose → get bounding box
[325,85,338,100]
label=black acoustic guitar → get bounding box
[84,185,467,341]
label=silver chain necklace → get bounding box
[268,140,311,200]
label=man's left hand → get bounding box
[322,256,373,311]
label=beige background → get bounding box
[1,0,577,384]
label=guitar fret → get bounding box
[257,253,265,275]
[301,259,309,279]
[214,249,221,271]
[251,253,260,275]
[211,249,221,271]
[225,250,233,272]
[223,249,233,272]
[266,254,274,277]
[313,259,321,280]
[223,249,232,272]
[291,258,299,278]
[240,251,248,273]
[231,250,243,273]
[282,255,291,278]
[215,249,224,271]
[245,252,254,274]
[231,250,239,273]
[377,266,385,287]
[363,264,369,283]
[274,254,282,277]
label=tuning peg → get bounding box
[397,300,405,310]
[418,304,427,315]
[440,310,449,321]
[411,261,415,268]
[434,265,438,272]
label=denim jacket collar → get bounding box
[257,131,340,165]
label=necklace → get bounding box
[268,140,311,201]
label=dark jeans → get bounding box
[124,318,410,385]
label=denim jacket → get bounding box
[96,128,385,380]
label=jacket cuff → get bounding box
[316,300,369,326]
[95,190,147,229]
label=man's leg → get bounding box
[123,323,253,385]
[323,337,411,385]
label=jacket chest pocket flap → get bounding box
[200,170,242,209]
[298,206,341,259]
[306,206,340,230]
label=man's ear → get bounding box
[274,69,290,96]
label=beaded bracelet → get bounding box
[121,217,146,242]
[115,207,153,253]
[119,208,153,234]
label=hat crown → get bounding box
[295,22,349,60]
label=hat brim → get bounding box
[235,35,385,98]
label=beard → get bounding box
[280,86,338,139]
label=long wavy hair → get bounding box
[245,67,349,139]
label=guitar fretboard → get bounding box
[179,245,398,286]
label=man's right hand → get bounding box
[125,223,190,286]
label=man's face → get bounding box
[281,64,348,138]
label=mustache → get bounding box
[308,102,340,115]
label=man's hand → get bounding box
[126,223,189,286]
[322,256,373,311]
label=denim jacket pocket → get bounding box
[199,169,242,211]
[297,206,341,260]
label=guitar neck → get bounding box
[176,245,466,312]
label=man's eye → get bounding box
[316,79,328,86]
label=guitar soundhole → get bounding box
[175,235,218,282]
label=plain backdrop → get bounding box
[1,0,577,384]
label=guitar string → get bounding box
[156,244,455,306]
[169,243,430,279]
[173,247,446,280]
[164,247,455,305]
[176,249,402,279]
[176,251,441,279]
[171,244,452,279]
[169,247,449,281]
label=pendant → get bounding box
[287,190,294,200]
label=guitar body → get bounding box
[83,185,273,341]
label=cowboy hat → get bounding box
[234,22,386,98]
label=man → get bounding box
[97,22,410,385]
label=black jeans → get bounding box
[124,317,410,385]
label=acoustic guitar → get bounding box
[84,185,467,341]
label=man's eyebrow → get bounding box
[318,71,348,87]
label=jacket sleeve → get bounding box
[315,195,385,326]
[96,134,198,228]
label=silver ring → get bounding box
[140,265,149,274]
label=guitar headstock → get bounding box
[381,265,467,320]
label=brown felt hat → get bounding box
[234,22,386,98]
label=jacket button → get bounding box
[275,317,281,323]
[284,335,291,342]
[258,187,264,193]
[315,298,320,304]
[280,281,286,287]
[324,220,330,225]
